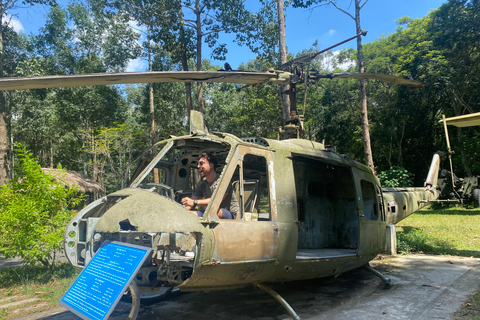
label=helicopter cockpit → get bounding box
[130,136,271,222]
[131,139,230,203]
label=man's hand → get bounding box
[181,197,194,210]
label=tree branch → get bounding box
[182,5,195,13]
[202,29,226,36]
[328,0,354,20]
[184,21,196,29]
[359,0,369,10]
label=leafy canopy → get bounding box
[0,145,84,269]
[378,166,415,188]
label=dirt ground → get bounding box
[9,254,480,320]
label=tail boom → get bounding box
[382,153,441,225]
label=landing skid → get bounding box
[126,281,141,320]
[363,263,392,289]
[255,283,301,320]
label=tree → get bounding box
[292,0,374,171]
[103,0,274,114]
[328,0,373,171]
[27,3,140,175]
[0,0,54,185]
[360,0,480,181]
[428,0,480,177]
[83,122,146,192]
[277,0,290,126]
[0,145,84,269]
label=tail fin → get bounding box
[424,152,442,195]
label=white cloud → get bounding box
[328,29,336,36]
[126,58,147,72]
[125,20,147,72]
[6,15,24,33]
[321,50,355,72]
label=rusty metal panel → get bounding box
[212,221,279,262]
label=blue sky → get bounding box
[8,0,447,71]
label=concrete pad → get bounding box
[9,254,480,320]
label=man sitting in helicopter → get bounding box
[181,152,239,219]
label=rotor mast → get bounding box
[277,31,367,140]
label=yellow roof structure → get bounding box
[438,112,480,127]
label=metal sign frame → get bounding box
[59,241,151,320]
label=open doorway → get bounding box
[292,155,358,258]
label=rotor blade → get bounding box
[278,31,367,71]
[0,70,294,91]
[311,72,424,87]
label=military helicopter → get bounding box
[0,37,438,319]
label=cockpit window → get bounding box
[131,139,231,204]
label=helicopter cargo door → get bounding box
[354,168,386,256]
[210,148,280,264]
[292,155,359,258]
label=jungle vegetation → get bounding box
[0,0,478,193]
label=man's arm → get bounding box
[181,196,210,210]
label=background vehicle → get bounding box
[434,113,480,207]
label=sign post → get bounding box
[59,241,151,320]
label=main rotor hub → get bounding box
[278,114,305,139]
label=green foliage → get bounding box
[397,227,452,255]
[0,145,84,269]
[0,262,77,288]
[378,166,415,187]
[3,0,480,193]
[83,122,148,192]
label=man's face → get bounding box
[197,157,212,177]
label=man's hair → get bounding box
[200,152,218,169]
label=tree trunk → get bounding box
[277,0,290,126]
[452,89,472,177]
[50,138,53,168]
[149,83,155,144]
[92,133,98,181]
[0,9,10,185]
[148,29,156,152]
[354,0,375,172]
[195,0,204,113]
[178,6,193,119]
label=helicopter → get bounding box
[0,42,438,319]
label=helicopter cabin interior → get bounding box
[135,139,366,259]
[135,140,272,222]
[291,155,359,258]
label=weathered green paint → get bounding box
[94,189,204,233]
[64,132,440,297]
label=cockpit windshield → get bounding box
[130,138,231,203]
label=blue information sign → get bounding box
[59,241,151,320]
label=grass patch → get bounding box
[397,206,480,320]
[396,207,480,257]
[0,262,78,320]
[454,291,480,320]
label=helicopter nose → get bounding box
[94,189,205,234]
